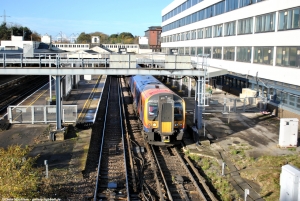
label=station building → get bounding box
[161,0,300,119]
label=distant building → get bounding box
[144,26,162,52]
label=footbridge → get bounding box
[0,53,227,77]
[0,52,228,133]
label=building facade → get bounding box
[145,26,162,52]
[161,0,300,117]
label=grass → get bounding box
[239,154,300,201]
[187,153,240,201]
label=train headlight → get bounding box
[153,123,157,127]
[175,123,178,127]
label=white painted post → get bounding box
[244,189,249,201]
[31,106,34,124]
[44,160,48,178]
[222,162,225,176]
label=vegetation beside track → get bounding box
[0,145,40,199]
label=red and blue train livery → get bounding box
[127,75,185,146]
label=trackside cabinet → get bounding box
[278,118,299,147]
[280,164,300,201]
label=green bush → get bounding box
[0,145,40,199]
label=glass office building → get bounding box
[161,0,300,116]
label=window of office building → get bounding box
[278,7,300,31]
[191,47,196,56]
[239,0,253,8]
[226,0,238,12]
[204,6,213,19]
[213,1,225,16]
[224,21,236,36]
[237,46,251,62]
[191,30,196,40]
[223,47,235,60]
[254,47,274,65]
[192,12,198,23]
[205,26,212,38]
[197,47,203,55]
[255,12,276,33]
[186,31,191,40]
[185,47,190,55]
[204,47,211,57]
[181,33,184,41]
[177,34,181,41]
[214,24,223,37]
[238,17,253,34]
[197,28,204,39]
[213,47,222,59]
[173,34,176,42]
[179,47,184,55]
[169,35,172,42]
[276,46,300,67]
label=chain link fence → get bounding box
[8,105,77,124]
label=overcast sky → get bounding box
[1,0,173,39]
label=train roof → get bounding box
[132,75,168,91]
[132,75,179,99]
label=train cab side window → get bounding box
[148,103,158,117]
[174,103,183,121]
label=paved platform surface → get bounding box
[0,75,105,171]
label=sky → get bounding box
[1,0,173,39]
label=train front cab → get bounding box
[144,94,185,146]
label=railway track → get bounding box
[120,76,218,201]
[0,75,49,117]
[93,76,131,200]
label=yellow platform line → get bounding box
[77,75,102,123]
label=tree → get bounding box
[76,32,91,43]
[0,23,36,41]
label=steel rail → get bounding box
[151,145,173,201]
[118,77,130,200]
[173,147,207,201]
[93,77,112,201]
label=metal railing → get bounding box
[7,105,77,124]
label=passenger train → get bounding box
[127,75,185,146]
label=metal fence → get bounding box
[204,96,267,113]
[7,105,77,124]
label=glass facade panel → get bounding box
[237,46,251,62]
[192,30,196,40]
[238,17,253,34]
[224,21,236,36]
[213,47,222,59]
[185,47,190,55]
[214,24,223,37]
[197,47,203,55]
[223,47,235,60]
[191,47,196,56]
[179,47,184,55]
[255,12,276,33]
[205,26,212,38]
[197,28,204,39]
[278,7,300,30]
[254,47,273,65]
[226,0,238,12]
[276,46,300,67]
[204,47,211,57]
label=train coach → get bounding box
[127,75,185,146]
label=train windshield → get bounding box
[174,102,183,121]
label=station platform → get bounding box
[9,75,106,126]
